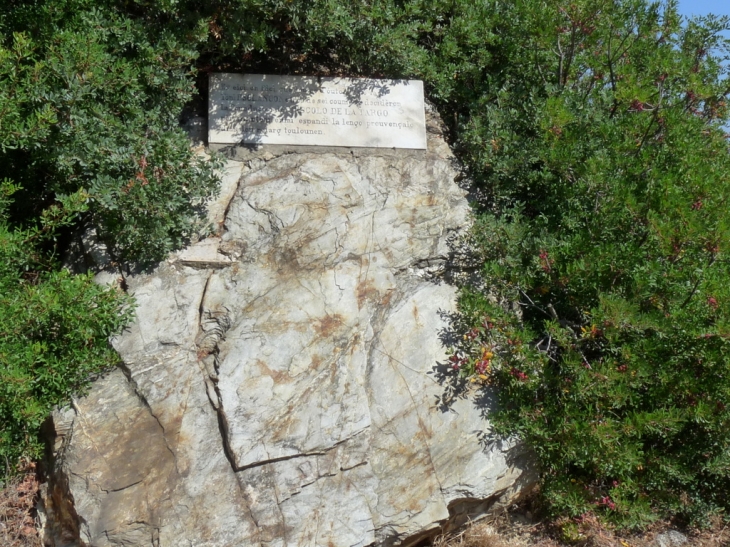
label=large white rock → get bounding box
[41,112,535,547]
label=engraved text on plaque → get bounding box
[208,73,427,149]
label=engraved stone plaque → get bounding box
[208,73,427,149]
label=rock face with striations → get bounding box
[41,111,534,547]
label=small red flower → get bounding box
[539,250,552,273]
[449,354,465,371]
[598,496,616,511]
[510,367,528,381]
[630,99,645,111]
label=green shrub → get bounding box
[1,0,222,266]
[448,0,730,528]
[0,181,132,469]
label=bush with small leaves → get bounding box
[1,0,222,266]
[0,181,132,467]
[446,0,730,529]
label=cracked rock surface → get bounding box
[41,116,534,547]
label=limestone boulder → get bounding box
[41,113,535,547]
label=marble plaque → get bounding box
[208,73,427,149]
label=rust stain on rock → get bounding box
[356,279,379,309]
[255,359,292,384]
[315,314,344,339]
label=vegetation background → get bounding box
[1,0,729,540]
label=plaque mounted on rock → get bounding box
[208,73,427,149]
